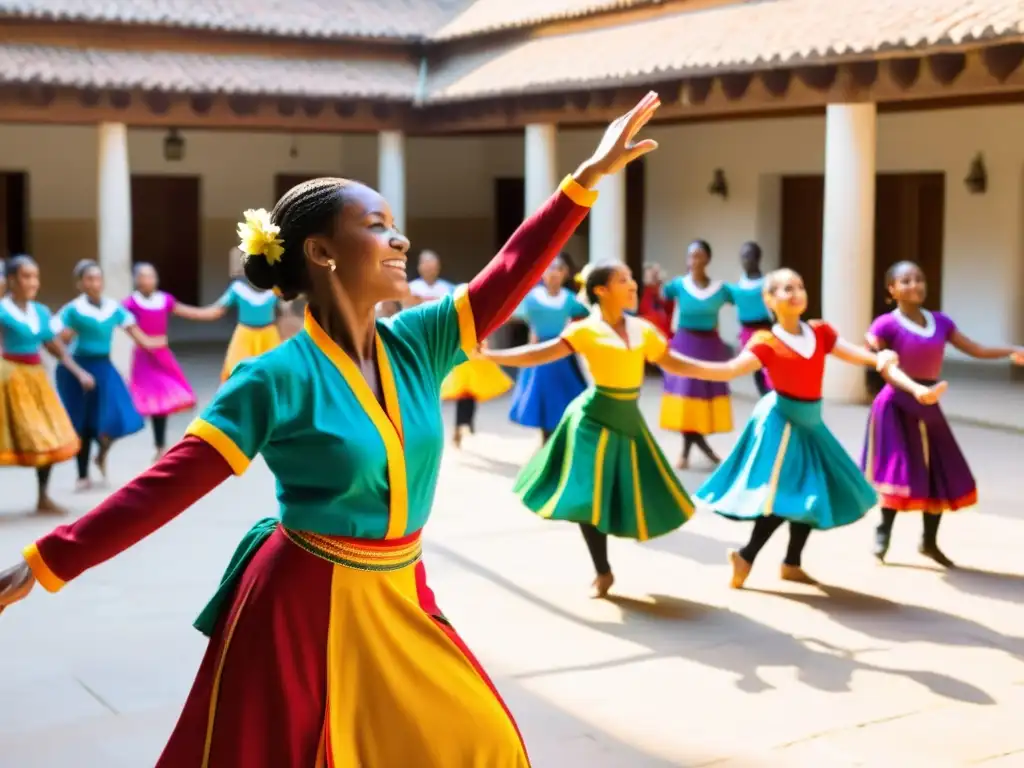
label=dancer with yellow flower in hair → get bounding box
[0,92,661,766]
[483,261,698,598]
[0,256,84,512]
[209,223,285,381]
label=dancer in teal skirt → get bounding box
[685,268,947,588]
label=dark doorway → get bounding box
[779,175,826,318]
[494,177,528,347]
[625,157,646,281]
[131,175,201,305]
[0,172,28,258]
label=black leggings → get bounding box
[541,428,555,443]
[579,524,611,576]
[739,516,812,567]
[36,465,52,494]
[75,432,110,480]
[152,415,168,449]
[454,398,476,431]
[682,432,717,462]
[877,507,942,546]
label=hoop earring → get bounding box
[328,259,337,273]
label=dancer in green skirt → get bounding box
[483,262,717,598]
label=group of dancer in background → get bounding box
[0,248,295,509]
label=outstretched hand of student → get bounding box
[77,371,96,391]
[0,561,35,616]
[915,380,948,405]
[574,91,660,188]
[875,349,900,373]
[1011,349,1024,365]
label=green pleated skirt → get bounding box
[514,386,694,540]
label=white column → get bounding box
[821,103,877,402]
[97,122,133,374]
[588,171,626,264]
[378,131,405,232]
[524,123,557,213]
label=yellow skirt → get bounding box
[0,360,80,466]
[441,360,513,402]
[221,324,282,382]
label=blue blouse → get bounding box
[728,276,771,325]
[663,275,732,332]
[514,286,589,340]
[0,297,56,355]
[217,281,279,328]
[58,295,135,357]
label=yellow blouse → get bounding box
[562,312,668,389]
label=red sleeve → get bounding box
[810,320,839,354]
[745,330,777,368]
[468,176,596,340]
[23,437,232,592]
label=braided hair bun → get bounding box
[240,177,352,301]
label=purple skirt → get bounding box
[860,383,976,513]
[738,322,773,391]
[659,328,732,434]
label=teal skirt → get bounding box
[514,386,693,540]
[696,393,877,530]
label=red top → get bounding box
[639,284,674,338]
[745,320,838,400]
[25,179,595,591]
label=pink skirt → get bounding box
[129,346,196,417]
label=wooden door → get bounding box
[779,175,825,318]
[625,157,646,280]
[131,175,201,305]
[0,172,28,257]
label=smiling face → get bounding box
[134,264,158,295]
[311,182,410,306]
[686,243,710,276]
[542,260,568,292]
[887,262,927,306]
[763,269,807,321]
[10,261,40,301]
[79,265,104,301]
[594,265,639,313]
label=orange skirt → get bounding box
[441,360,513,402]
[221,324,281,382]
[0,358,79,466]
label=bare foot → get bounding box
[94,449,109,479]
[780,564,819,584]
[153,448,168,462]
[728,549,752,589]
[590,572,615,599]
[675,455,689,470]
[74,478,92,493]
[35,496,67,515]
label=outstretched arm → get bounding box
[124,323,166,350]
[655,348,761,381]
[173,302,227,322]
[948,330,1022,361]
[466,93,660,340]
[482,338,573,368]
[832,338,945,404]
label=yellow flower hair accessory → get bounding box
[576,263,594,305]
[237,208,284,265]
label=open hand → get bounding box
[915,380,948,405]
[575,91,660,188]
[1011,349,1024,365]
[0,561,35,616]
[78,371,96,391]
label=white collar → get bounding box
[682,274,723,300]
[72,294,120,322]
[1,296,39,333]
[893,308,935,338]
[531,286,569,309]
[232,282,277,305]
[772,321,816,359]
[132,291,168,311]
[590,309,645,350]
[737,275,763,290]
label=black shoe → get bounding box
[919,543,956,568]
[873,530,891,562]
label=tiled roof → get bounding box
[0,0,648,40]
[0,44,419,98]
[426,0,1024,101]
[0,0,472,40]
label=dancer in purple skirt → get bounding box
[862,260,1024,567]
[125,264,223,460]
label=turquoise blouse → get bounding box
[728,276,771,325]
[187,288,475,540]
[663,275,732,332]
[58,295,135,357]
[513,286,589,340]
[0,297,56,355]
[217,280,279,327]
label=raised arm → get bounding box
[467,93,660,340]
[0,437,232,607]
[655,348,761,381]
[482,338,573,368]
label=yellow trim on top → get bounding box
[763,423,792,517]
[304,308,409,540]
[453,285,477,356]
[376,335,404,444]
[559,175,599,208]
[22,542,65,593]
[629,441,649,541]
[591,429,609,526]
[186,418,251,476]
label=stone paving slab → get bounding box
[0,357,1022,766]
